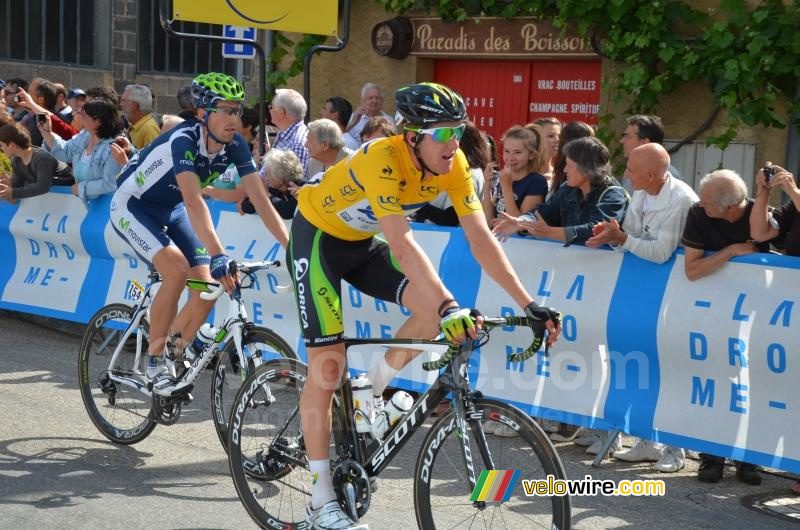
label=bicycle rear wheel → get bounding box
[414,399,571,530]
[78,304,156,444]
[210,326,297,452]
[228,358,347,529]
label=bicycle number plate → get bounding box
[127,279,145,301]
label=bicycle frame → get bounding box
[333,335,489,495]
[104,264,274,398]
[105,271,162,394]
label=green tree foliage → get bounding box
[371,0,800,147]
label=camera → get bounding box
[36,114,47,124]
[763,165,775,181]
[12,94,19,103]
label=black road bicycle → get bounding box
[227,315,571,529]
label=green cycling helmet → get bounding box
[191,72,245,109]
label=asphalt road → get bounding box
[0,311,797,529]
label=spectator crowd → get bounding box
[0,73,797,488]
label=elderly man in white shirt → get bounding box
[587,142,698,472]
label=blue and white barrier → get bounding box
[1,190,798,473]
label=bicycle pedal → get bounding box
[182,392,194,404]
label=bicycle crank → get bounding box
[332,459,371,519]
[150,394,187,425]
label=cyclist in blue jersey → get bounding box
[111,72,289,396]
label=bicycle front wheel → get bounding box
[228,358,348,529]
[414,399,571,530]
[210,326,297,452]
[78,304,156,444]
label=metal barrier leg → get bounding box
[591,429,621,467]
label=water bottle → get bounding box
[185,323,217,361]
[350,374,374,434]
[373,390,413,439]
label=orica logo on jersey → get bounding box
[294,258,310,282]
[378,195,401,212]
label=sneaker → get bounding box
[613,439,664,462]
[586,432,621,456]
[697,458,724,483]
[493,423,519,438]
[574,431,600,447]
[735,463,762,486]
[653,447,685,472]
[305,500,368,530]
[539,420,560,433]
[482,420,500,434]
[549,425,583,442]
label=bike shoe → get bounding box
[305,500,368,530]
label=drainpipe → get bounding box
[302,0,351,123]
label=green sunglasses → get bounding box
[406,124,465,143]
[206,105,244,118]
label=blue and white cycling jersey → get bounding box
[116,119,256,207]
[111,119,257,267]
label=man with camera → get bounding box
[681,168,773,281]
[750,163,800,256]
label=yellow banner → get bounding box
[173,0,337,36]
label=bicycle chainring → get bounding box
[150,395,184,425]
[332,458,371,519]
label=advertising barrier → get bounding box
[1,189,798,473]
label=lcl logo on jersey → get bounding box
[420,184,438,197]
[463,193,481,209]
[321,194,336,212]
[340,184,358,202]
[378,195,401,211]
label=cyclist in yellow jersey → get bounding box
[288,82,561,530]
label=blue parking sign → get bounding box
[222,25,257,59]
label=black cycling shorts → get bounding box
[287,212,409,347]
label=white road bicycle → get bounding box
[78,260,296,449]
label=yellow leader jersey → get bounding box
[297,135,482,241]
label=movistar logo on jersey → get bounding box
[184,151,196,162]
[136,171,146,186]
[195,247,208,256]
[200,171,222,188]
[118,217,130,231]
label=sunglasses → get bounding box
[406,124,465,143]
[207,105,243,118]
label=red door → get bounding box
[528,60,602,125]
[434,60,530,144]
[434,59,602,144]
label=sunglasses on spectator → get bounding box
[207,105,243,117]
[405,124,465,143]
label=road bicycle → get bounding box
[78,260,296,450]
[227,315,571,529]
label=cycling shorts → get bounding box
[110,191,211,268]
[287,212,409,347]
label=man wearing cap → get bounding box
[66,89,87,131]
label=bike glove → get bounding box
[524,301,561,328]
[210,253,232,280]
[439,306,475,342]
